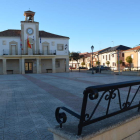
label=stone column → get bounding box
[21,58,25,74]
[66,58,69,72]
[2,59,6,75]
[19,59,22,74]
[37,58,41,74]
[52,58,56,73]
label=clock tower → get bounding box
[21,10,39,54]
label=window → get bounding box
[106,55,107,60]
[103,63,105,66]
[122,53,124,57]
[112,54,114,57]
[122,62,125,66]
[2,40,6,45]
[131,54,133,59]
[115,63,116,66]
[112,62,114,66]
[43,44,48,55]
[57,44,64,51]
[103,55,104,59]
[56,61,60,68]
[52,42,55,46]
[11,45,16,55]
[109,54,110,60]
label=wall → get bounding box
[23,22,38,54]
[0,60,2,74]
[50,116,140,140]
[39,38,69,56]
[138,52,140,67]
[0,37,21,55]
[124,51,138,67]
[0,36,69,56]
[101,51,117,69]
[6,59,19,74]
[56,59,65,73]
[41,59,52,73]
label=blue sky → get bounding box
[0,0,140,53]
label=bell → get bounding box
[28,16,32,21]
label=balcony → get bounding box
[2,49,56,56]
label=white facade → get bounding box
[100,51,117,69]
[0,10,69,75]
[0,37,21,55]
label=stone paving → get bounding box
[0,72,140,140]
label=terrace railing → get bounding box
[3,49,56,55]
[55,80,140,135]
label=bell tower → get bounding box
[21,10,39,54]
[24,10,35,22]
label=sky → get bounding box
[0,0,140,53]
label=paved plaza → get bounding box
[0,72,140,140]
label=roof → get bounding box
[99,45,131,54]
[24,10,35,13]
[124,46,140,52]
[0,29,69,38]
[39,31,69,38]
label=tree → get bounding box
[126,56,132,69]
[117,60,123,64]
[106,61,110,66]
[81,62,85,67]
[69,52,83,68]
[96,61,100,66]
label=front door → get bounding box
[25,62,33,73]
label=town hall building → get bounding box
[0,10,69,74]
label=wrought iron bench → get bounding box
[55,80,140,135]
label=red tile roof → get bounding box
[0,29,69,38]
[124,46,140,51]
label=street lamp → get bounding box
[91,45,94,74]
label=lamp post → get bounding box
[91,45,94,74]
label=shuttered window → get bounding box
[57,44,64,51]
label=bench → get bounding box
[55,80,140,135]
[7,70,13,74]
[46,69,52,73]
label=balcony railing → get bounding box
[3,49,56,56]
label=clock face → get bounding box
[27,28,33,35]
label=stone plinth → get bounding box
[48,110,140,140]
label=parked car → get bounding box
[89,66,111,73]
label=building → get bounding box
[124,46,140,68]
[69,52,90,69]
[0,10,69,74]
[99,45,131,70]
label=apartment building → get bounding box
[99,45,131,70]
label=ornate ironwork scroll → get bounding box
[55,80,140,135]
